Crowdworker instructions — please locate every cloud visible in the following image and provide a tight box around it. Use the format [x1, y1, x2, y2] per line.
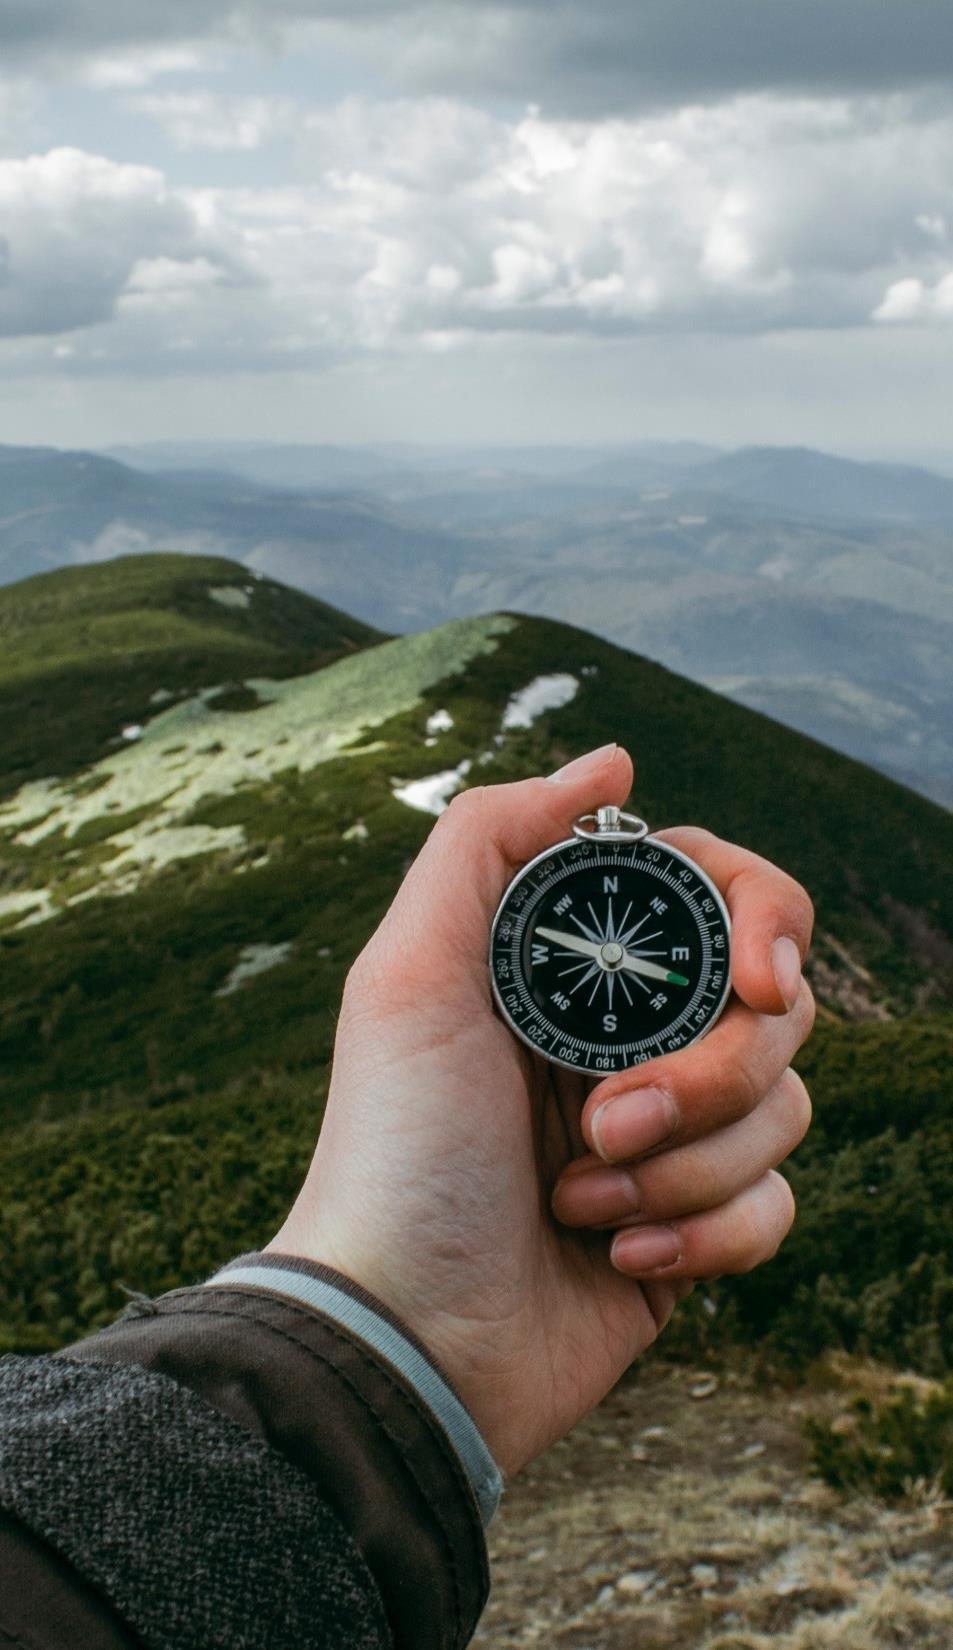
[0, 76, 39, 155]
[3, 92, 953, 370]
[6, 2, 953, 112]
[874, 272, 953, 323]
[123, 92, 299, 150]
[0, 147, 247, 338]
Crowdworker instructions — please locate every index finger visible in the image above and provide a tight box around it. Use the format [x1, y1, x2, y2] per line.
[654, 826, 814, 1017]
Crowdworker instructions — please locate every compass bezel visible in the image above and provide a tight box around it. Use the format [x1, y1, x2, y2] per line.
[488, 830, 733, 1077]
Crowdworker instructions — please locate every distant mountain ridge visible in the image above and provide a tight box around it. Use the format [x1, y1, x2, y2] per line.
[1, 438, 951, 807]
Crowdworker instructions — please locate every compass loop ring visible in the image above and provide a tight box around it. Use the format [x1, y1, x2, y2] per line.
[572, 808, 649, 843]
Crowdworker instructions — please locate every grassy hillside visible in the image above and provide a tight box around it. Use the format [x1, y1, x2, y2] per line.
[0, 554, 382, 795]
[1, 555, 952, 1369]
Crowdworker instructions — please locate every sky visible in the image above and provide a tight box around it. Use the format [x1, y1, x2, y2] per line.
[1, 1, 953, 456]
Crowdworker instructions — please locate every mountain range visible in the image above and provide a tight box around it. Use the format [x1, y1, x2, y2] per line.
[0, 439, 951, 807]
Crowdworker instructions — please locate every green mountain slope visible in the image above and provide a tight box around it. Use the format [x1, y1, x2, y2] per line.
[1, 554, 952, 1365]
[0, 554, 382, 796]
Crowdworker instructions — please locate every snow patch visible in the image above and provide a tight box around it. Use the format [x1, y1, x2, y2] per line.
[150, 688, 175, 706]
[343, 819, 369, 842]
[394, 759, 472, 815]
[502, 674, 578, 730]
[216, 941, 294, 998]
[121, 724, 144, 743]
[0, 889, 54, 927]
[426, 708, 454, 734]
[209, 585, 251, 610]
[0, 615, 514, 921]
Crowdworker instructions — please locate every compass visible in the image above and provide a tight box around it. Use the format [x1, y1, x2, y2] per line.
[489, 805, 732, 1076]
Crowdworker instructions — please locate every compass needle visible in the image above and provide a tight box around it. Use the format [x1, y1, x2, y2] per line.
[491, 805, 732, 1074]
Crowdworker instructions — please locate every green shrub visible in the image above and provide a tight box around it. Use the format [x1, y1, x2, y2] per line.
[807, 1379, 953, 1499]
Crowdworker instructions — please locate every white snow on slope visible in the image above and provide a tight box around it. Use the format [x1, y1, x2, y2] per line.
[394, 759, 472, 815]
[209, 586, 252, 610]
[502, 674, 578, 729]
[426, 709, 454, 734]
[0, 889, 53, 926]
[0, 614, 514, 924]
[216, 941, 294, 997]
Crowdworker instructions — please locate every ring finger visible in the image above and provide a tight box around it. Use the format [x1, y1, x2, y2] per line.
[609, 1170, 796, 1279]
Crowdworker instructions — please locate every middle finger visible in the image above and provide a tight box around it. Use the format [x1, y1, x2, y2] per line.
[553, 1067, 811, 1229]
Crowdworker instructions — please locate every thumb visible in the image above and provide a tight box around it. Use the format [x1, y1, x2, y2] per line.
[364, 744, 634, 994]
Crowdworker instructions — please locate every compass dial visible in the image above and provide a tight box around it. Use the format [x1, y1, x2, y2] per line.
[490, 833, 731, 1075]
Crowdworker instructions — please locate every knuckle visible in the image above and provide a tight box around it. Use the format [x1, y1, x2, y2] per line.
[341, 946, 377, 1004]
[677, 1029, 761, 1126]
[784, 875, 815, 940]
[765, 1170, 797, 1251]
[443, 784, 487, 825]
[795, 979, 817, 1040]
[726, 1048, 764, 1120]
[728, 1173, 795, 1273]
[780, 1067, 813, 1143]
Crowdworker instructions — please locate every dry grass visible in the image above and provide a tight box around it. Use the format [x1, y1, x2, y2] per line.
[474, 1359, 953, 1649]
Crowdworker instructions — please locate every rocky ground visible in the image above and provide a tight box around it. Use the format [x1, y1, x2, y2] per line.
[474, 1359, 953, 1649]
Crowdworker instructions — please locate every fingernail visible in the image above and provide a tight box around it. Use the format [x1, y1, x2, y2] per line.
[547, 743, 617, 783]
[552, 1166, 642, 1223]
[590, 1087, 678, 1164]
[772, 936, 802, 1011]
[611, 1225, 682, 1273]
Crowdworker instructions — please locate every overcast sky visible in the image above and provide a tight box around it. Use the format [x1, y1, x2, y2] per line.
[1, 1, 952, 455]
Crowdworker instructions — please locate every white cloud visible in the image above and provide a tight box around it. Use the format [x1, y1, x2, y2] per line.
[874, 271, 953, 322]
[125, 91, 299, 150]
[81, 46, 213, 90]
[0, 147, 241, 338]
[2, 92, 953, 370]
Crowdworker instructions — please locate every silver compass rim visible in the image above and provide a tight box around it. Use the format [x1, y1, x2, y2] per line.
[487, 829, 733, 1078]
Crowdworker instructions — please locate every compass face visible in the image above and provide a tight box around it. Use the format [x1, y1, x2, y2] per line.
[489, 833, 731, 1075]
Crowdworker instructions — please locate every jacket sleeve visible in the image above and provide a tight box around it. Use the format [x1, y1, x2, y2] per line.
[0, 1250, 499, 1650]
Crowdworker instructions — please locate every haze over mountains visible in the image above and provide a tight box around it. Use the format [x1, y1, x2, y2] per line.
[1, 438, 951, 806]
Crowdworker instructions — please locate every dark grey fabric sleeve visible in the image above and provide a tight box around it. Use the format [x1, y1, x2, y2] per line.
[0, 1354, 392, 1650]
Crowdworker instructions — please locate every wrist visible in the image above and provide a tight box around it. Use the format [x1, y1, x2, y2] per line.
[242, 1246, 507, 1517]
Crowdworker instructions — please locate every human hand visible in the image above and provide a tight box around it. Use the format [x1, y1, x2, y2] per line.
[267, 745, 814, 1477]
